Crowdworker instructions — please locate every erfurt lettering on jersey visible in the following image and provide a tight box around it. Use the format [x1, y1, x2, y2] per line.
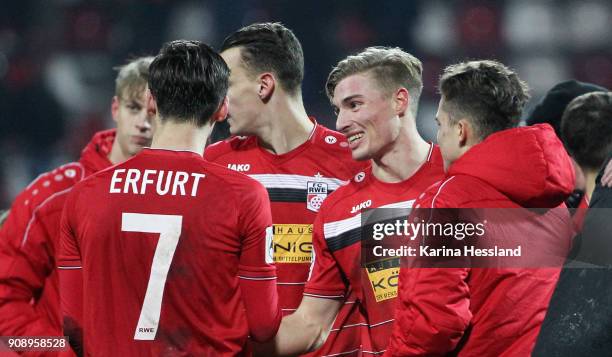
[227, 163, 251, 172]
[350, 199, 372, 214]
[109, 168, 205, 197]
[272, 224, 313, 263]
[365, 258, 400, 302]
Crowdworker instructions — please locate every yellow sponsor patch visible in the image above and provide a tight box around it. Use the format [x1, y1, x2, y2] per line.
[365, 258, 400, 302]
[273, 224, 313, 263]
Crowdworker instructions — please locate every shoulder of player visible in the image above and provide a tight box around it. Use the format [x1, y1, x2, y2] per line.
[312, 125, 350, 154]
[201, 163, 267, 208]
[203, 161, 263, 188]
[417, 175, 480, 208]
[58, 161, 129, 205]
[204, 136, 257, 161]
[12, 162, 85, 213]
[310, 125, 366, 170]
[319, 170, 371, 216]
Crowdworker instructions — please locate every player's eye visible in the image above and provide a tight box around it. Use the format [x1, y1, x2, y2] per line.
[127, 104, 142, 113]
[349, 101, 361, 110]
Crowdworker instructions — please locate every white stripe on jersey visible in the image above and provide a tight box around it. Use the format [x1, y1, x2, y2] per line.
[248, 174, 347, 190]
[238, 276, 277, 281]
[22, 187, 74, 247]
[426, 142, 434, 162]
[431, 176, 456, 209]
[323, 214, 362, 240]
[322, 200, 415, 240]
[303, 292, 344, 299]
[329, 318, 394, 332]
[322, 348, 361, 356]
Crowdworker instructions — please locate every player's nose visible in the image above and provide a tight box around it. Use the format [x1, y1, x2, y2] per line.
[336, 110, 352, 134]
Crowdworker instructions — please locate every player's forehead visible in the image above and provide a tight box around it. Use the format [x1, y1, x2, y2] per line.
[220, 47, 249, 74]
[119, 86, 147, 104]
[333, 72, 380, 105]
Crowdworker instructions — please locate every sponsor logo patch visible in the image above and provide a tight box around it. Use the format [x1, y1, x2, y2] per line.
[273, 224, 313, 263]
[365, 258, 400, 302]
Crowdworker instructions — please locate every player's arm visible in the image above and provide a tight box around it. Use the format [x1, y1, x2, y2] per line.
[256, 295, 341, 356]
[385, 205, 472, 356]
[237, 182, 282, 342]
[0, 207, 61, 337]
[57, 193, 84, 357]
[385, 267, 471, 356]
[255, 211, 346, 356]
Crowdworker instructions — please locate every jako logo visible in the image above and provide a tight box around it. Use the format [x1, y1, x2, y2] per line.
[227, 164, 251, 172]
[350, 199, 372, 214]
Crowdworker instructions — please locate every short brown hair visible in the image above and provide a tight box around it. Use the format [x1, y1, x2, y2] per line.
[326, 47, 423, 117]
[562, 91, 612, 170]
[439, 60, 530, 140]
[114, 56, 154, 100]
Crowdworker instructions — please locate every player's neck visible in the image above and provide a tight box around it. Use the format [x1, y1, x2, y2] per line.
[584, 168, 599, 202]
[256, 94, 314, 155]
[108, 139, 130, 165]
[371, 121, 429, 184]
[150, 119, 211, 155]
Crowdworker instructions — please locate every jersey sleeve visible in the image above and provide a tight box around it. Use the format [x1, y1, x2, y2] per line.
[303, 209, 347, 299]
[0, 202, 60, 337]
[235, 180, 281, 342]
[57, 190, 84, 354]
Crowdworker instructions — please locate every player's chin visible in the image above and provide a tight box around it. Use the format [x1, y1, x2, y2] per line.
[129, 144, 150, 156]
[350, 148, 371, 162]
[228, 124, 248, 137]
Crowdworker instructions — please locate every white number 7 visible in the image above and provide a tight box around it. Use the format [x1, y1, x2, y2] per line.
[121, 213, 183, 340]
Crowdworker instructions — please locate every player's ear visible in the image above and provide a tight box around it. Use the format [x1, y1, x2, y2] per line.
[258, 73, 275, 103]
[111, 96, 120, 123]
[211, 96, 229, 123]
[457, 118, 470, 147]
[146, 89, 157, 117]
[145, 87, 157, 118]
[394, 87, 410, 117]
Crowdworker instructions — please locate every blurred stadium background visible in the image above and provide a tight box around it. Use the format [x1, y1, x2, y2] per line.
[0, 0, 611, 207]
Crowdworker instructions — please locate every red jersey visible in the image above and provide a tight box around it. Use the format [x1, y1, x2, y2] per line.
[58, 148, 280, 356]
[305, 144, 444, 356]
[204, 121, 365, 316]
[0, 130, 114, 347]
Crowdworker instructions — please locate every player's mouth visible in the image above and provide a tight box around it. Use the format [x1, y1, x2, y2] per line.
[131, 136, 151, 146]
[347, 132, 365, 148]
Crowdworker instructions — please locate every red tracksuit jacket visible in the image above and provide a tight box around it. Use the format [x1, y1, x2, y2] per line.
[0, 130, 115, 346]
[385, 124, 575, 356]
